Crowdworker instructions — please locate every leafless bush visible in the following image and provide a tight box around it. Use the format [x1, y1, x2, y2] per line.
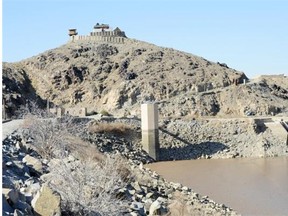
[88, 121, 131, 135]
[48, 154, 131, 215]
[20, 102, 87, 159]
[63, 135, 105, 162]
[16, 100, 52, 119]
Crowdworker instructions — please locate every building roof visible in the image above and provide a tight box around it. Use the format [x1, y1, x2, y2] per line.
[114, 27, 122, 32]
[94, 23, 109, 29]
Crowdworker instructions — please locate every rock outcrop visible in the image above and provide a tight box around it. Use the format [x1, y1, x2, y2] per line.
[1, 39, 250, 117]
[3, 39, 288, 119]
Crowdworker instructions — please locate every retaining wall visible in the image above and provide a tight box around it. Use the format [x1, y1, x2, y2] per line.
[69, 35, 125, 43]
[90, 31, 125, 37]
[49, 107, 87, 117]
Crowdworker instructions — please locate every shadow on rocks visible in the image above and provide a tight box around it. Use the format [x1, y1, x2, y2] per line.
[159, 128, 228, 161]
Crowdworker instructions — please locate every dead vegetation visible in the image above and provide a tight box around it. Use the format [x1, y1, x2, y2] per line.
[19, 101, 87, 159]
[48, 155, 131, 216]
[19, 103, 132, 215]
[63, 135, 105, 162]
[22, 116, 86, 159]
[88, 121, 132, 135]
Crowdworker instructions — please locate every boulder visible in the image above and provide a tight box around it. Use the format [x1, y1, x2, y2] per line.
[130, 212, 138, 216]
[130, 202, 144, 214]
[146, 192, 154, 199]
[149, 200, 161, 215]
[144, 199, 153, 213]
[131, 181, 143, 192]
[167, 199, 191, 216]
[172, 182, 182, 190]
[14, 209, 26, 216]
[2, 194, 14, 215]
[13, 200, 33, 215]
[21, 182, 41, 202]
[31, 185, 61, 216]
[128, 189, 136, 195]
[3, 188, 19, 205]
[22, 155, 43, 174]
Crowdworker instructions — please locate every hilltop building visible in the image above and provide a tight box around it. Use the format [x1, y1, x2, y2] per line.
[68, 23, 126, 43]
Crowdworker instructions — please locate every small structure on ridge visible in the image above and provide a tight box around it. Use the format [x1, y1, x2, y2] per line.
[68, 22, 126, 43]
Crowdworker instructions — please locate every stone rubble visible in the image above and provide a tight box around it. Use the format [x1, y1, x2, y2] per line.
[87, 117, 288, 161]
[2, 133, 44, 216]
[2, 126, 238, 215]
[158, 118, 288, 160]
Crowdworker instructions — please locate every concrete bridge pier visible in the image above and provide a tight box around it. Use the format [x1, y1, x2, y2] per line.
[141, 103, 159, 160]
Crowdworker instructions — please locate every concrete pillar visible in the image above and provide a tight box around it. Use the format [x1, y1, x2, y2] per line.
[79, 108, 87, 117]
[2, 98, 6, 120]
[57, 107, 64, 118]
[243, 79, 246, 85]
[166, 83, 169, 99]
[46, 99, 50, 114]
[141, 103, 159, 160]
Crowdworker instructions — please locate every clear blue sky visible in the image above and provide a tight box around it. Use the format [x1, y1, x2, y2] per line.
[3, 0, 288, 78]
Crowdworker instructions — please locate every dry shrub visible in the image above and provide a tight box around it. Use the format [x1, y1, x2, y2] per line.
[48, 154, 131, 216]
[16, 100, 52, 119]
[88, 122, 131, 135]
[35, 117, 84, 159]
[19, 102, 132, 214]
[22, 118, 65, 158]
[65, 135, 105, 162]
[20, 104, 86, 159]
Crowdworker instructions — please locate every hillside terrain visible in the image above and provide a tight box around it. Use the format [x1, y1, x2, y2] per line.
[2, 37, 288, 215]
[4, 38, 287, 118]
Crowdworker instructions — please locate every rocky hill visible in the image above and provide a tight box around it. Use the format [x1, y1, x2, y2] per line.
[2, 36, 288, 215]
[2, 38, 288, 118]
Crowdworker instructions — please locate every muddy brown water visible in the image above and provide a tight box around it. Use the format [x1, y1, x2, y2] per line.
[146, 157, 288, 215]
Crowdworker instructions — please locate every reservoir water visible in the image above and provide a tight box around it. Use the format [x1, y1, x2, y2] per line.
[146, 157, 288, 215]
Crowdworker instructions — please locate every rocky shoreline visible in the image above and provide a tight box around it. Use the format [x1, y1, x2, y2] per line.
[158, 117, 288, 160]
[91, 116, 288, 160]
[3, 115, 287, 215]
[2, 117, 240, 216]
